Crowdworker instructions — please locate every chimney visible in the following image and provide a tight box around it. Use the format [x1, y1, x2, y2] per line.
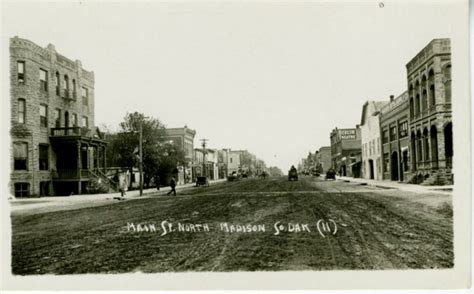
[390, 95, 394, 102]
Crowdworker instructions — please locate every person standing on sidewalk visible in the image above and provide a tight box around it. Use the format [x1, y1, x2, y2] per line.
[155, 174, 160, 191]
[119, 173, 128, 197]
[167, 177, 177, 196]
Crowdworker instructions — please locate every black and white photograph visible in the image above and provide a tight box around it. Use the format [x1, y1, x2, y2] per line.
[0, 0, 471, 291]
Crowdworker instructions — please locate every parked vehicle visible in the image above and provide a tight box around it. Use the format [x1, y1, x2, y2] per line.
[288, 166, 298, 181]
[325, 168, 336, 180]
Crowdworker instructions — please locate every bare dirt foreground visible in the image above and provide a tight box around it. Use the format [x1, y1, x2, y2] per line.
[11, 177, 453, 274]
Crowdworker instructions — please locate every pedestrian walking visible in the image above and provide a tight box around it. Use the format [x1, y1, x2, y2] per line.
[119, 173, 128, 197]
[167, 177, 177, 196]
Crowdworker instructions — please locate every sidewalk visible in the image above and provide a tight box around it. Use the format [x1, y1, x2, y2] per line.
[9, 179, 227, 214]
[336, 176, 453, 195]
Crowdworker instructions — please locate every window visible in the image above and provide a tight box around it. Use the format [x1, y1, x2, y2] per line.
[63, 75, 69, 97]
[40, 104, 48, 127]
[55, 72, 60, 95]
[444, 65, 451, 103]
[390, 126, 397, 141]
[399, 122, 408, 138]
[54, 109, 61, 128]
[13, 142, 28, 170]
[82, 116, 88, 127]
[384, 153, 389, 172]
[72, 113, 78, 127]
[39, 144, 49, 170]
[72, 79, 77, 98]
[14, 183, 30, 197]
[382, 129, 389, 144]
[82, 87, 88, 105]
[230, 158, 233, 163]
[402, 150, 409, 171]
[18, 99, 26, 124]
[17, 61, 25, 84]
[39, 69, 48, 91]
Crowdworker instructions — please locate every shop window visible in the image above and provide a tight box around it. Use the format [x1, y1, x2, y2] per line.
[14, 142, 28, 170]
[15, 183, 30, 197]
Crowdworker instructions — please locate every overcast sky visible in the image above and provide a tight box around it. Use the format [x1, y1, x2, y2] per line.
[2, 1, 456, 170]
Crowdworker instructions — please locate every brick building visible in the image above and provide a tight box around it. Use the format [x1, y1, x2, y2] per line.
[360, 100, 389, 180]
[330, 126, 362, 177]
[379, 92, 411, 182]
[315, 147, 331, 173]
[10, 37, 108, 197]
[406, 39, 452, 185]
[163, 126, 196, 184]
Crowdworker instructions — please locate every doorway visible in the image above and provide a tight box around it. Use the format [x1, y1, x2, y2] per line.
[391, 151, 399, 181]
[368, 159, 374, 179]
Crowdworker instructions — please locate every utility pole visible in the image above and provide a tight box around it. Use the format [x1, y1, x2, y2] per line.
[200, 139, 208, 177]
[139, 123, 143, 196]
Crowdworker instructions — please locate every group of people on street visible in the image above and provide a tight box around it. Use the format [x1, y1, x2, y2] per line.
[114, 172, 177, 197]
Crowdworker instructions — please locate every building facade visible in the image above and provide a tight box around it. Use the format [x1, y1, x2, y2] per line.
[315, 146, 332, 173]
[227, 151, 241, 175]
[380, 92, 411, 182]
[330, 126, 362, 177]
[406, 39, 453, 185]
[163, 126, 196, 184]
[360, 100, 389, 180]
[10, 37, 108, 197]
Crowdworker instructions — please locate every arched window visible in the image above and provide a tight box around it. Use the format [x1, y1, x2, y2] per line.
[63, 75, 69, 97]
[423, 128, 430, 161]
[415, 80, 421, 116]
[444, 64, 451, 103]
[72, 79, 77, 98]
[428, 70, 436, 107]
[55, 72, 60, 96]
[421, 75, 428, 112]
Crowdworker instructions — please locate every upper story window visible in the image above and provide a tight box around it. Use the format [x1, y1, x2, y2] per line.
[55, 72, 60, 95]
[399, 121, 408, 138]
[72, 79, 77, 98]
[18, 99, 26, 124]
[82, 116, 89, 128]
[39, 144, 49, 171]
[13, 142, 28, 170]
[72, 113, 78, 127]
[40, 104, 48, 127]
[444, 65, 452, 103]
[390, 125, 397, 141]
[39, 69, 48, 92]
[17, 61, 25, 84]
[54, 108, 61, 128]
[382, 129, 389, 144]
[82, 87, 89, 106]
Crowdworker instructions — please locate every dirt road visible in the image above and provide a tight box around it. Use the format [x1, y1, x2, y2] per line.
[11, 176, 453, 274]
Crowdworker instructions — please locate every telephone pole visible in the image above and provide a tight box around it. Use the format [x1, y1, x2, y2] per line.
[200, 139, 208, 177]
